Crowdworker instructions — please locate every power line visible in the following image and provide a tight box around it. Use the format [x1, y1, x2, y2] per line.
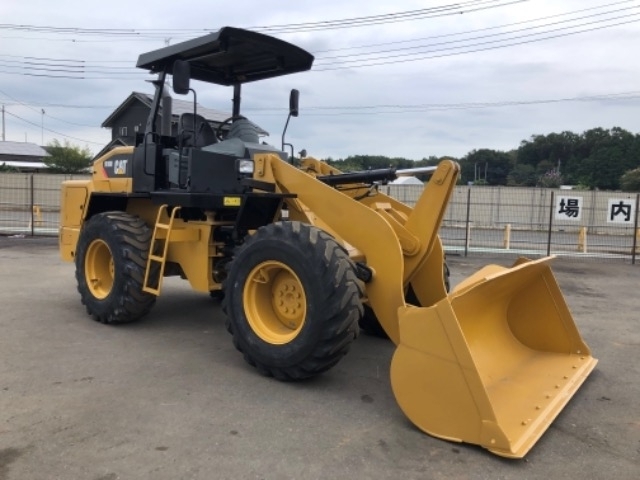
[1, 102, 114, 109]
[0, 70, 144, 79]
[313, 0, 637, 53]
[315, 4, 640, 61]
[0, 1, 523, 38]
[0, 89, 107, 129]
[3, 90, 638, 145]
[42, 112, 102, 128]
[0, 34, 171, 43]
[5, 90, 640, 116]
[243, 91, 640, 116]
[0, 61, 142, 75]
[0, 4, 637, 113]
[3, 11, 636, 78]
[1, 3, 635, 77]
[251, 0, 527, 33]
[0, 58, 134, 69]
[0, 87, 42, 115]
[314, 16, 640, 70]
[0, 54, 131, 64]
[3, 110, 104, 145]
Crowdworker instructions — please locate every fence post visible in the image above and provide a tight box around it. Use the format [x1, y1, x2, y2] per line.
[587, 189, 597, 234]
[464, 188, 471, 257]
[30, 174, 35, 237]
[547, 191, 554, 257]
[496, 187, 501, 227]
[632, 193, 639, 265]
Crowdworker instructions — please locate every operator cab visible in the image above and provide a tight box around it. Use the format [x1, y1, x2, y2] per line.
[130, 27, 314, 204]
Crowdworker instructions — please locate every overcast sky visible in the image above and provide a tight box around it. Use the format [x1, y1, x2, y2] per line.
[1, 0, 639, 160]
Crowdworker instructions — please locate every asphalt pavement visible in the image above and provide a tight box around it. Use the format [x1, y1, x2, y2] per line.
[0, 236, 638, 480]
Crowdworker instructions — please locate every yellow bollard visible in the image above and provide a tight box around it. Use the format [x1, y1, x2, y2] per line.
[578, 226, 587, 253]
[503, 223, 511, 250]
[29, 205, 43, 229]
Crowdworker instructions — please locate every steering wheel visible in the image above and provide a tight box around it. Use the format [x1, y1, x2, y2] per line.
[215, 115, 247, 141]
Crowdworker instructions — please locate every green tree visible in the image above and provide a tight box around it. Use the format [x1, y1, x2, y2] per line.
[538, 169, 563, 188]
[459, 149, 513, 185]
[414, 155, 444, 167]
[326, 155, 418, 172]
[44, 139, 92, 173]
[320, 126, 640, 189]
[507, 164, 536, 186]
[536, 159, 556, 175]
[620, 168, 640, 192]
[517, 131, 578, 169]
[569, 127, 639, 189]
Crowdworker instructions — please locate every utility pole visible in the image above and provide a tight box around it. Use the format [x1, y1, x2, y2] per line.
[1, 104, 5, 141]
[41, 109, 45, 145]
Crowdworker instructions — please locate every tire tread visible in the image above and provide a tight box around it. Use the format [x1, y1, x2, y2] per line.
[222, 221, 362, 381]
[75, 212, 156, 325]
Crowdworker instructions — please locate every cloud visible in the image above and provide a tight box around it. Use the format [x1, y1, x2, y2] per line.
[1, 0, 639, 159]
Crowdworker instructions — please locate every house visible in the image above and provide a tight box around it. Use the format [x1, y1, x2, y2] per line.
[0, 141, 50, 171]
[97, 91, 267, 159]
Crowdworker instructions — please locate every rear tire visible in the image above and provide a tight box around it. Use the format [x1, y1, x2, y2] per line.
[75, 212, 156, 324]
[223, 221, 362, 381]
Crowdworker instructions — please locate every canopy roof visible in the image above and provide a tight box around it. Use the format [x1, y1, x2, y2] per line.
[136, 27, 314, 85]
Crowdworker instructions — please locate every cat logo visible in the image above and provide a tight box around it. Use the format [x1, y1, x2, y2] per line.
[114, 159, 128, 175]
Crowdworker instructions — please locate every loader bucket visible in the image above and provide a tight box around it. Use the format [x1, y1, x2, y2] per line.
[390, 256, 597, 458]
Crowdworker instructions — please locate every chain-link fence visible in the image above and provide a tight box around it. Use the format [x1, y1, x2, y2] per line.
[0, 173, 84, 236]
[383, 184, 640, 264]
[2, 172, 639, 263]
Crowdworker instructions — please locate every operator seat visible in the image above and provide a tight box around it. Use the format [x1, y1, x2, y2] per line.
[179, 113, 216, 148]
[227, 118, 260, 144]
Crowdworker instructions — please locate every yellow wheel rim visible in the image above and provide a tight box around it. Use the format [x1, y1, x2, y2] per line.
[85, 239, 114, 300]
[243, 261, 307, 344]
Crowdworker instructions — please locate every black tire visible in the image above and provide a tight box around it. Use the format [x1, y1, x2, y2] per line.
[209, 290, 225, 302]
[359, 261, 451, 338]
[75, 211, 156, 324]
[222, 221, 362, 381]
[358, 305, 389, 338]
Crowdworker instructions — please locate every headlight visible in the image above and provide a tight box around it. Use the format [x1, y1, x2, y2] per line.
[237, 159, 254, 174]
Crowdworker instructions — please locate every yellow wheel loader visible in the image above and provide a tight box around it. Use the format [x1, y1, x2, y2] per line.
[59, 27, 597, 458]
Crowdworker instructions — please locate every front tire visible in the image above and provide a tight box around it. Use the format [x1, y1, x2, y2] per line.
[223, 221, 362, 381]
[75, 212, 156, 324]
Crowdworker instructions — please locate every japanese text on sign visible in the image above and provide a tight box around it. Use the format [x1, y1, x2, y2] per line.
[607, 199, 636, 224]
[555, 196, 583, 221]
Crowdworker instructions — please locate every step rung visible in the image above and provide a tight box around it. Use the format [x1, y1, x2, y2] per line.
[143, 204, 179, 297]
[143, 286, 160, 295]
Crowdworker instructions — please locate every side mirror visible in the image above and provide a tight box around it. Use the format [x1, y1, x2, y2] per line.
[289, 89, 299, 117]
[172, 60, 191, 95]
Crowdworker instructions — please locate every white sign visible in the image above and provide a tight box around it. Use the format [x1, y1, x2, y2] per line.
[607, 198, 636, 224]
[555, 195, 583, 221]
